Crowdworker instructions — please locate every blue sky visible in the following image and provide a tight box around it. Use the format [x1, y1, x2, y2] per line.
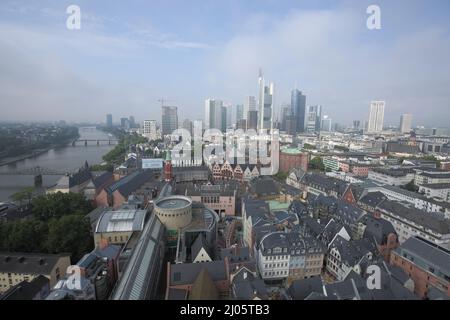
[1, 0, 450, 127]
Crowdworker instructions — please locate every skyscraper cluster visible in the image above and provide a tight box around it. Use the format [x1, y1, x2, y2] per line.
[201, 70, 334, 135]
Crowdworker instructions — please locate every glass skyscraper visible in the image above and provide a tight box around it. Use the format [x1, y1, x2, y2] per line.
[161, 106, 178, 136]
[291, 89, 306, 133]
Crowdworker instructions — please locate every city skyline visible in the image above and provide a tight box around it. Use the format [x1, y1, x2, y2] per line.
[1, 1, 450, 126]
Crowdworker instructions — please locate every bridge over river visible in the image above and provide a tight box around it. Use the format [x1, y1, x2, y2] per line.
[72, 139, 119, 146]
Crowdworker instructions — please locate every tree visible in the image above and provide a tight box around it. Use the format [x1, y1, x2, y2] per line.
[334, 145, 349, 152]
[275, 171, 288, 181]
[10, 187, 35, 205]
[401, 180, 419, 192]
[0, 219, 48, 252]
[309, 157, 325, 171]
[303, 143, 315, 150]
[32, 192, 93, 221]
[45, 215, 93, 261]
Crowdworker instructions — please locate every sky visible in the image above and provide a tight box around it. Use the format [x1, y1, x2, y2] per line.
[0, 0, 450, 127]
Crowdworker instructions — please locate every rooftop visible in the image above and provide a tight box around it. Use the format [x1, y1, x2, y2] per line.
[377, 200, 450, 235]
[156, 197, 191, 210]
[106, 170, 154, 197]
[169, 261, 228, 286]
[95, 208, 148, 233]
[0, 252, 69, 275]
[370, 167, 413, 177]
[420, 183, 450, 189]
[393, 237, 450, 277]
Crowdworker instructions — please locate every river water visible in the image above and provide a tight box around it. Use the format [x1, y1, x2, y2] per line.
[0, 127, 116, 201]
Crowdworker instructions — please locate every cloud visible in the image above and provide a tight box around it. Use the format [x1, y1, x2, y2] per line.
[0, 2, 449, 127]
[205, 7, 450, 126]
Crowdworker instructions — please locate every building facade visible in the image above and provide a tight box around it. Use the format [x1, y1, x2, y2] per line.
[367, 101, 385, 133]
[161, 106, 178, 136]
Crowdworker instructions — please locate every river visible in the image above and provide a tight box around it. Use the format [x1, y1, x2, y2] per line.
[0, 127, 116, 201]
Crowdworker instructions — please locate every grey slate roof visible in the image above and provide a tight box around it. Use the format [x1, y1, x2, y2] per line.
[302, 173, 349, 196]
[288, 276, 323, 300]
[312, 195, 366, 226]
[106, 170, 153, 197]
[418, 172, 450, 179]
[370, 167, 414, 177]
[361, 215, 397, 245]
[393, 236, 450, 276]
[260, 232, 323, 256]
[358, 191, 387, 208]
[250, 177, 280, 197]
[377, 199, 450, 235]
[329, 235, 370, 266]
[289, 200, 308, 216]
[0, 252, 69, 275]
[169, 261, 228, 286]
[420, 183, 450, 189]
[191, 234, 209, 262]
[0, 275, 49, 300]
[243, 198, 271, 223]
[92, 171, 113, 189]
[302, 216, 325, 237]
[232, 268, 268, 300]
[220, 247, 251, 264]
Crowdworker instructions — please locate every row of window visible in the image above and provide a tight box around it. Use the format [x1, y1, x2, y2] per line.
[263, 255, 288, 261]
[158, 210, 190, 218]
[108, 235, 129, 243]
[263, 262, 288, 269]
[263, 270, 288, 277]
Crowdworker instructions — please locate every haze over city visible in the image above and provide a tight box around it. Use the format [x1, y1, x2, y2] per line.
[1, 0, 450, 126]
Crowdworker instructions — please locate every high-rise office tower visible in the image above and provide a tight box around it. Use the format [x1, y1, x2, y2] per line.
[236, 104, 244, 124]
[224, 104, 232, 129]
[204, 99, 224, 131]
[353, 120, 361, 130]
[321, 115, 332, 132]
[291, 89, 306, 133]
[221, 106, 227, 132]
[143, 120, 158, 140]
[182, 119, 193, 135]
[243, 96, 257, 121]
[367, 101, 385, 133]
[106, 114, 113, 127]
[285, 115, 297, 136]
[161, 106, 178, 136]
[247, 110, 258, 130]
[257, 69, 274, 132]
[400, 114, 413, 134]
[306, 105, 322, 133]
[129, 116, 135, 128]
[280, 104, 290, 132]
[121, 117, 130, 129]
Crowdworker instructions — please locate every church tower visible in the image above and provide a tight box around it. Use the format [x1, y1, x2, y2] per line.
[164, 150, 173, 182]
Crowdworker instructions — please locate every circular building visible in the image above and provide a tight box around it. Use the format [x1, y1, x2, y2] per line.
[154, 196, 192, 230]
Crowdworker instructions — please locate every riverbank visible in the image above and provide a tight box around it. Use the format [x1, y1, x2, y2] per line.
[0, 127, 115, 201]
[0, 147, 54, 167]
[0, 135, 80, 167]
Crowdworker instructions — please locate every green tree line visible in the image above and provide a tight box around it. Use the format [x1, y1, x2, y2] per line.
[0, 192, 94, 262]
